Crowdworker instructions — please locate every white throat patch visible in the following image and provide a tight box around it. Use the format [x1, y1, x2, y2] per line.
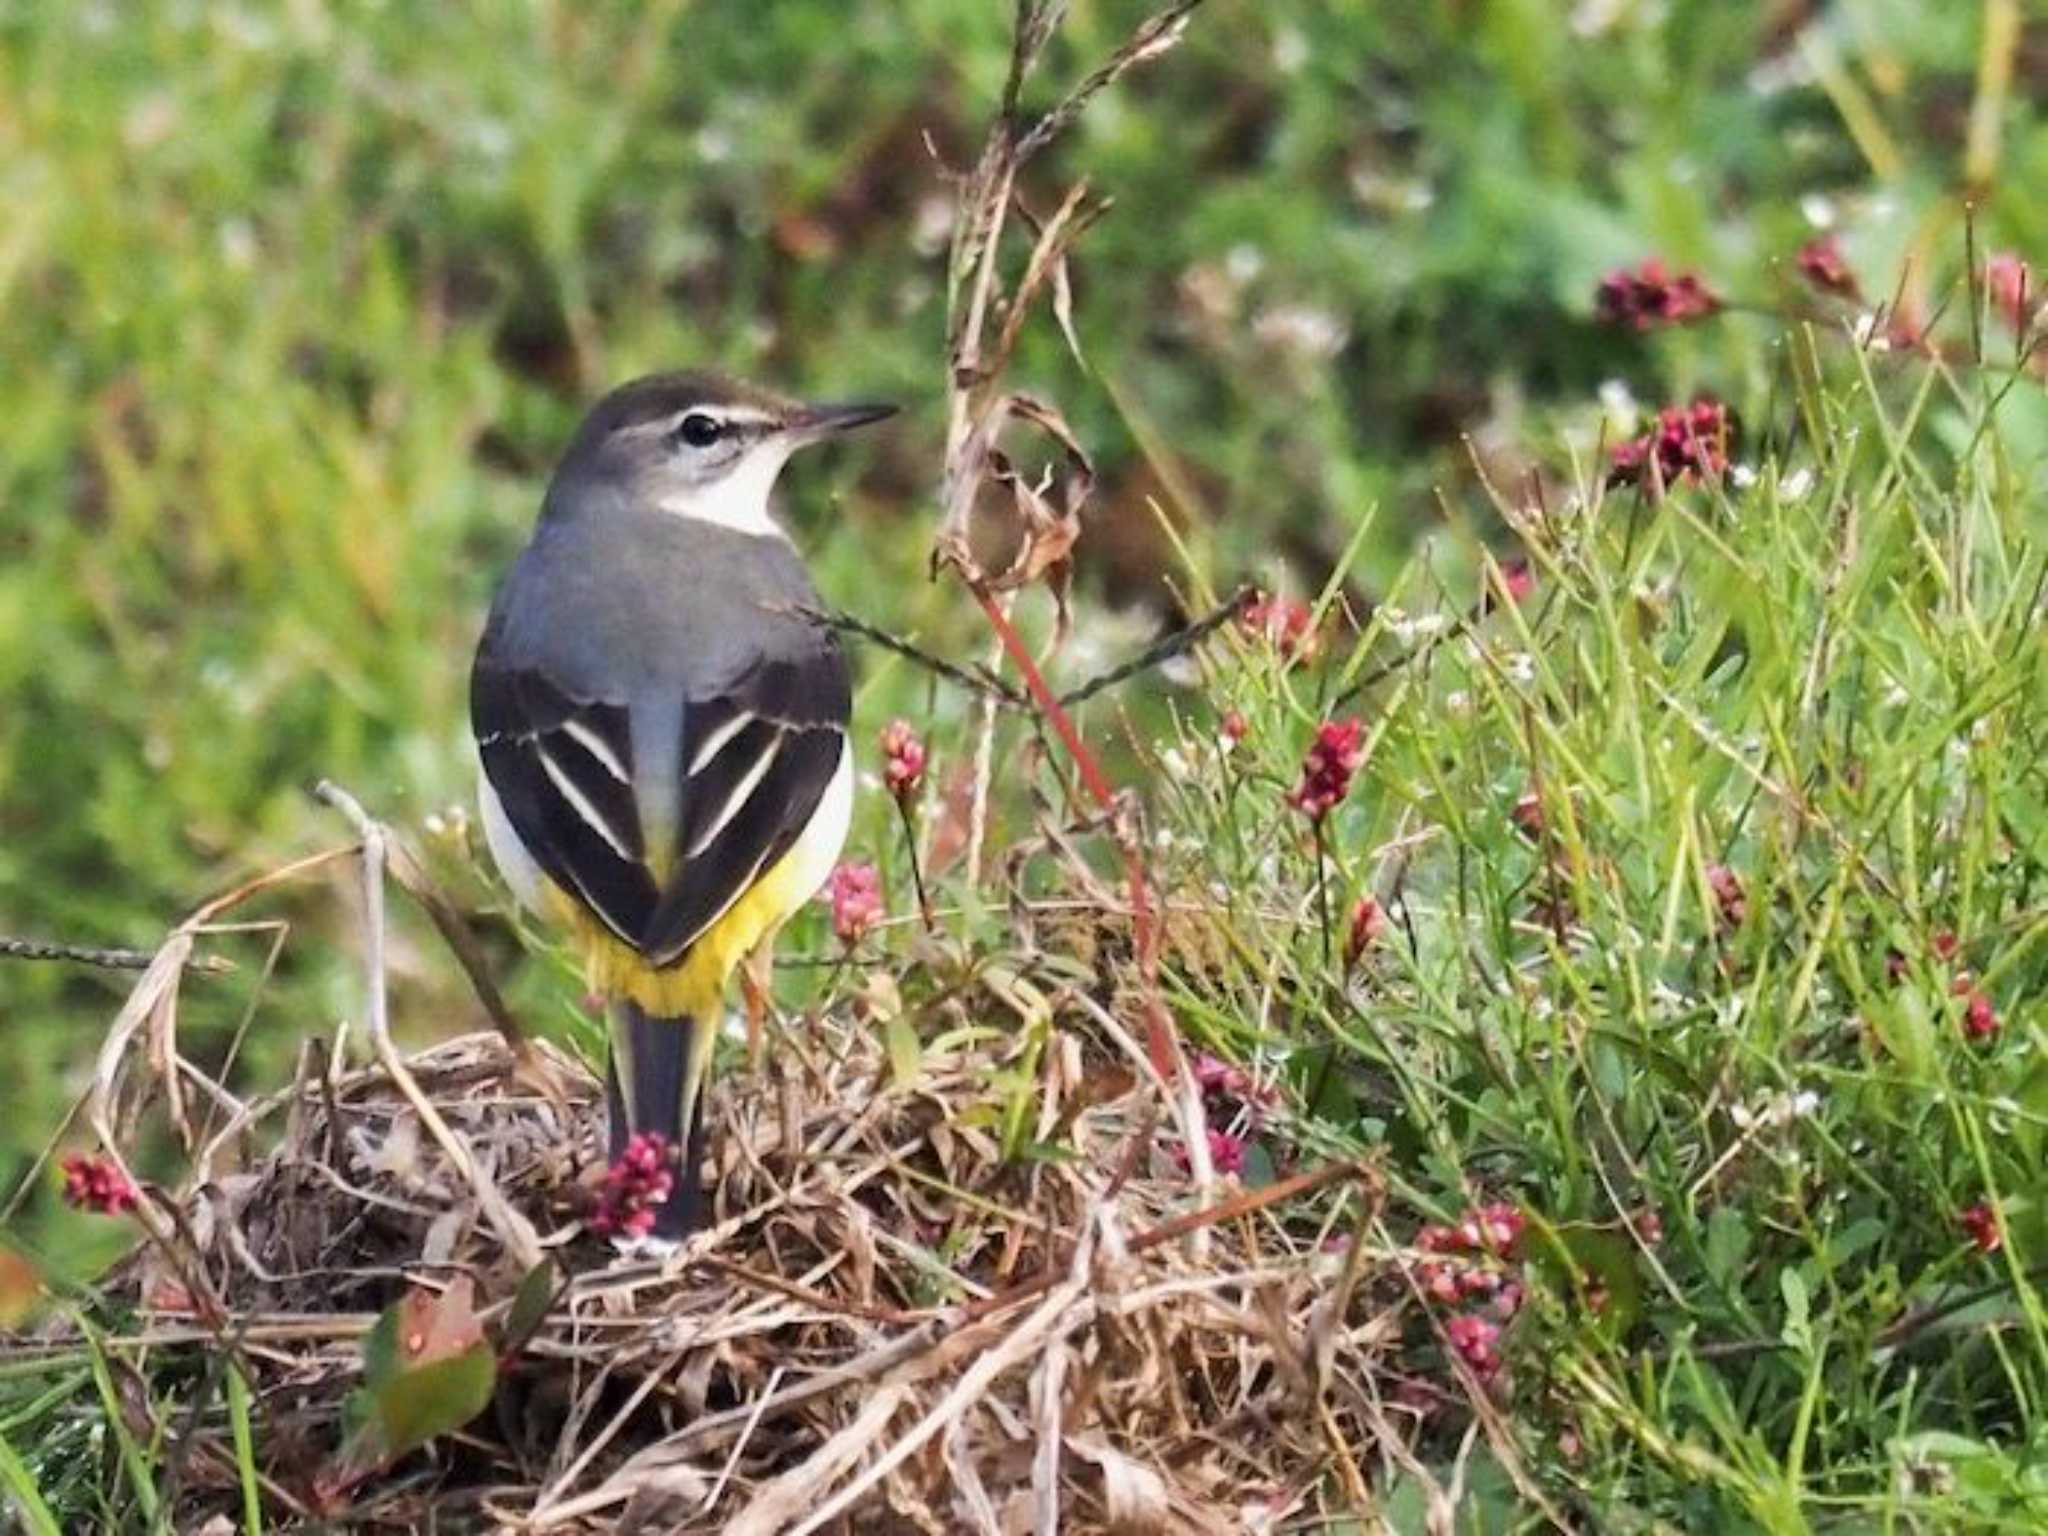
[656, 444, 796, 538]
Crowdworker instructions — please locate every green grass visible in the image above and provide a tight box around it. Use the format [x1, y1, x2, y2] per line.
[1125, 331, 2048, 1527]
[2, 0, 2047, 1528]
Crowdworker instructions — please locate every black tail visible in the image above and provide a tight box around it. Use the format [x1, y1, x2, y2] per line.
[604, 1001, 711, 1242]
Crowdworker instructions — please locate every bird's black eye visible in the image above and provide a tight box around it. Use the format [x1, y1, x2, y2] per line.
[674, 412, 724, 448]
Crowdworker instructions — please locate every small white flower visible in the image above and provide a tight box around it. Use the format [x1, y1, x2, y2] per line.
[1160, 746, 1192, 781]
[1780, 467, 1815, 500]
[1598, 378, 1641, 436]
[1253, 304, 1349, 360]
[1388, 611, 1448, 645]
[1271, 26, 1308, 73]
[1730, 463, 1757, 490]
[1851, 312, 1891, 352]
[1883, 682, 1911, 708]
[1225, 244, 1266, 285]
[1444, 690, 1471, 716]
[695, 126, 734, 164]
[1800, 193, 1837, 230]
[1503, 652, 1536, 687]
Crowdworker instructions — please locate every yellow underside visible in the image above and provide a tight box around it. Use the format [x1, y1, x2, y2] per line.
[544, 840, 816, 1018]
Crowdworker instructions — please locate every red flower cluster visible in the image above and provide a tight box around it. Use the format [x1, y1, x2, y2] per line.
[1595, 259, 1720, 330]
[1344, 894, 1387, 969]
[878, 719, 926, 802]
[1609, 398, 1733, 492]
[1238, 591, 1319, 663]
[60, 1155, 138, 1217]
[1177, 1052, 1276, 1178]
[1289, 719, 1366, 822]
[1986, 252, 2033, 332]
[828, 862, 884, 946]
[1959, 1200, 2002, 1254]
[1952, 974, 2000, 1042]
[1705, 863, 1746, 929]
[1445, 1313, 1505, 1380]
[1795, 235, 1859, 300]
[1183, 1126, 1245, 1176]
[1413, 1202, 1526, 1384]
[589, 1133, 675, 1240]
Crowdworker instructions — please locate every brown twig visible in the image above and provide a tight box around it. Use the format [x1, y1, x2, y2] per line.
[313, 781, 544, 1270]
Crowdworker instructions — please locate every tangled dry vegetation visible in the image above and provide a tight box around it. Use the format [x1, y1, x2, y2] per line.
[39, 797, 1448, 1534]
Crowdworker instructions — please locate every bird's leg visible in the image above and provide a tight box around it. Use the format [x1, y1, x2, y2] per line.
[740, 939, 776, 1069]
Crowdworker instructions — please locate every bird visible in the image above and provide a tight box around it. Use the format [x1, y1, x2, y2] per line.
[469, 372, 894, 1246]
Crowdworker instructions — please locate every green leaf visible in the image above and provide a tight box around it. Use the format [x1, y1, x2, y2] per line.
[1531, 1224, 1643, 1340]
[500, 1259, 559, 1360]
[884, 1010, 923, 1088]
[0, 1427, 61, 1536]
[1705, 1205, 1751, 1288]
[1779, 1267, 1813, 1354]
[337, 1280, 499, 1472]
[364, 1343, 497, 1462]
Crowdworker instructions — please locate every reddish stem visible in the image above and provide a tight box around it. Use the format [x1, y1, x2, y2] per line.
[966, 583, 1177, 1074]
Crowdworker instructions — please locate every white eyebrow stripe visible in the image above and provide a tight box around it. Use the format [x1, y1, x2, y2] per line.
[539, 748, 635, 861]
[689, 712, 756, 775]
[559, 718, 629, 782]
[687, 731, 783, 857]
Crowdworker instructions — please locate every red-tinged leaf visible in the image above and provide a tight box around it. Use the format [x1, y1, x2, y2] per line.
[337, 1277, 499, 1477]
[364, 1276, 485, 1389]
[0, 1247, 40, 1327]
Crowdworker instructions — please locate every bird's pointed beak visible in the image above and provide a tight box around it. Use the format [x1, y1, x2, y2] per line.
[786, 399, 899, 442]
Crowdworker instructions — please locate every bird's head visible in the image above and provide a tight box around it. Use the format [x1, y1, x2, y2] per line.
[548, 371, 896, 536]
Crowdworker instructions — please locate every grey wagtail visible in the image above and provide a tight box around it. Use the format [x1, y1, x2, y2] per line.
[470, 372, 894, 1244]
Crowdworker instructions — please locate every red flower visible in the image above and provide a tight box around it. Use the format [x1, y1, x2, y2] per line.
[1959, 1200, 2002, 1254]
[1795, 235, 1859, 300]
[61, 1155, 138, 1216]
[1595, 259, 1721, 330]
[1497, 557, 1535, 607]
[877, 719, 927, 802]
[1986, 253, 2032, 331]
[1415, 1261, 1462, 1303]
[1931, 929, 1960, 964]
[1510, 791, 1545, 840]
[1345, 895, 1387, 969]
[1609, 398, 1733, 493]
[589, 1133, 675, 1240]
[1206, 1128, 1246, 1176]
[1238, 591, 1319, 663]
[1445, 1313, 1503, 1378]
[1219, 709, 1249, 746]
[1952, 977, 2000, 1041]
[1172, 1126, 1248, 1177]
[1705, 863, 1746, 928]
[1192, 1051, 1249, 1100]
[1460, 1201, 1526, 1257]
[1289, 719, 1366, 822]
[827, 862, 884, 946]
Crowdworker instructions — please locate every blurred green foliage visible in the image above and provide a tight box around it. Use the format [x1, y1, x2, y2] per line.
[0, 1, 2041, 1253]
